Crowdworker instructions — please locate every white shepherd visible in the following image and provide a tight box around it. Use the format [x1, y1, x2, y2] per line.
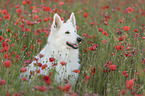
[21, 13, 82, 84]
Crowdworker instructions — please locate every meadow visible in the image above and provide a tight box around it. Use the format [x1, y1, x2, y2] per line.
[0, 0, 145, 96]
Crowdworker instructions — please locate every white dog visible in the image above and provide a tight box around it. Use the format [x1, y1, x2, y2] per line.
[21, 13, 82, 84]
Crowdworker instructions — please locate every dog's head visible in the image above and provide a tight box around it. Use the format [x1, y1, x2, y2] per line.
[49, 13, 82, 50]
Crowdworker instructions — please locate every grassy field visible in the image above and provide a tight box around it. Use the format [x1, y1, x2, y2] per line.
[0, 0, 145, 95]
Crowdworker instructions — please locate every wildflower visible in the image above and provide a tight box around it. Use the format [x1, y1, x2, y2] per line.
[123, 26, 130, 31]
[16, 8, 22, 13]
[3, 14, 10, 20]
[52, 63, 58, 67]
[42, 64, 48, 70]
[4, 54, 8, 59]
[133, 29, 138, 32]
[3, 60, 11, 67]
[126, 46, 131, 50]
[118, 36, 125, 41]
[143, 59, 145, 64]
[38, 86, 48, 92]
[20, 67, 27, 72]
[23, 1, 27, 5]
[22, 77, 27, 81]
[102, 31, 108, 36]
[127, 7, 134, 13]
[15, 5, 20, 8]
[6, 93, 10, 96]
[1, 9, 8, 14]
[83, 12, 88, 19]
[11, 44, 15, 47]
[85, 75, 91, 82]
[59, 2, 64, 5]
[43, 75, 51, 85]
[23, 60, 32, 66]
[63, 84, 71, 92]
[115, 45, 124, 51]
[49, 57, 55, 62]
[0, 36, 4, 41]
[42, 6, 51, 12]
[142, 37, 145, 39]
[111, 52, 115, 56]
[126, 79, 134, 90]
[39, 54, 44, 58]
[60, 61, 66, 66]
[73, 69, 80, 73]
[91, 68, 96, 75]
[109, 65, 116, 71]
[90, 22, 94, 26]
[103, 40, 107, 44]
[0, 79, 6, 85]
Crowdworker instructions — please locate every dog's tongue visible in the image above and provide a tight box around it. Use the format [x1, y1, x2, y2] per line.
[73, 44, 79, 48]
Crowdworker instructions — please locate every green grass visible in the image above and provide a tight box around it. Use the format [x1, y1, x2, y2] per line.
[0, 0, 145, 95]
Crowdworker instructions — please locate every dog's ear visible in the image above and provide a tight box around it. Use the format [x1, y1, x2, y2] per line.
[52, 13, 63, 29]
[67, 12, 76, 28]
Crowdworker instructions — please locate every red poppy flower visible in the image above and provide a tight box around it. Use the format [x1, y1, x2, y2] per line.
[133, 29, 139, 32]
[43, 75, 51, 85]
[38, 86, 48, 92]
[109, 65, 116, 71]
[0, 79, 6, 85]
[102, 31, 108, 36]
[39, 54, 44, 58]
[103, 40, 107, 44]
[123, 26, 130, 31]
[23, 59, 32, 66]
[118, 36, 125, 41]
[83, 12, 88, 18]
[42, 64, 48, 70]
[142, 37, 145, 39]
[6, 93, 10, 96]
[3, 60, 11, 67]
[20, 67, 27, 72]
[91, 68, 96, 75]
[98, 28, 103, 32]
[2, 9, 8, 14]
[115, 45, 124, 51]
[127, 7, 134, 13]
[22, 77, 27, 81]
[90, 22, 94, 26]
[126, 79, 134, 90]
[52, 63, 58, 67]
[0, 36, 4, 41]
[3, 14, 10, 20]
[143, 59, 145, 64]
[125, 74, 129, 77]
[15, 5, 20, 8]
[49, 57, 55, 62]
[63, 84, 71, 92]
[16, 8, 22, 13]
[73, 69, 80, 73]
[59, 2, 64, 5]
[23, 1, 27, 5]
[60, 61, 66, 66]
[42, 6, 51, 12]
[85, 75, 91, 82]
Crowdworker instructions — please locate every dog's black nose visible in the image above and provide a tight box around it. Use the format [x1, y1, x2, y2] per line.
[77, 37, 82, 43]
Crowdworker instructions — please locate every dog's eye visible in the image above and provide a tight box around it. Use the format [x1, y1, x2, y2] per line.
[65, 31, 70, 34]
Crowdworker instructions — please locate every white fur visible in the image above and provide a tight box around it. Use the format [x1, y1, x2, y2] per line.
[21, 13, 81, 84]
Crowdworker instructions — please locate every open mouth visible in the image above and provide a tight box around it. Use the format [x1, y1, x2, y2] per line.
[66, 41, 83, 49]
[66, 42, 79, 49]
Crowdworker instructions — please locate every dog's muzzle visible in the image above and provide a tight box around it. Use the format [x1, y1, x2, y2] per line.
[66, 37, 83, 49]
